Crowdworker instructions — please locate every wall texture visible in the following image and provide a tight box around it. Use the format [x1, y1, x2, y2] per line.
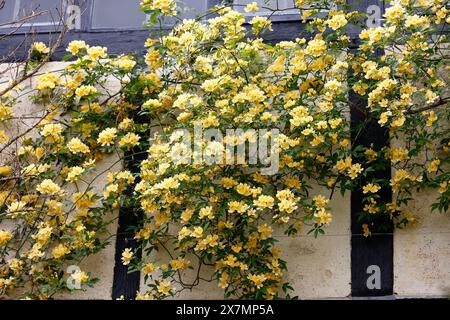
[394, 189, 450, 297]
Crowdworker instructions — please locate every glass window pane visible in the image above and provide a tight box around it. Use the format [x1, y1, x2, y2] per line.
[0, 0, 63, 26]
[0, 1, 16, 24]
[177, 0, 207, 19]
[233, 0, 299, 16]
[91, 0, 208, 30]
[91, 0, 145, 29]
[161, 0, 207, 26]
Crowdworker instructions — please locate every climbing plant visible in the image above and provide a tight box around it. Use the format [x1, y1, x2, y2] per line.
[0, 0, 448, 299]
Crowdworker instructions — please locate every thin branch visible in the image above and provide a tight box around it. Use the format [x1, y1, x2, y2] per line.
[0, 23, 68, 97]
[0, 10, 49, 28]
[406, 96, 450, 115]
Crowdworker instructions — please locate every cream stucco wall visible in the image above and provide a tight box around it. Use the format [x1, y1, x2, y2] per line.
[394, 188, 450, 297]
[391, 122, 450, 297]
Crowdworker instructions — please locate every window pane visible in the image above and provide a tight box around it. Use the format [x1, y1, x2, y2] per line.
[91, 0, 208, 30]
[0, 1, 15, 24]
[177, 0, 207, 19]
[0, 0, 63, 26]
[233, 0, 299, 16]
[161, 0, 208, 26]
[91, 0, 145, 29]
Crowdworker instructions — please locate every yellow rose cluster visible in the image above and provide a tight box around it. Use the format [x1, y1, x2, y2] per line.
[0, 32, 144, 299]
[141, 0, 177, 16]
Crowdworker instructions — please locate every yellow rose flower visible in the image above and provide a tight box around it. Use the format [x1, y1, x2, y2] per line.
[121, 248, 133, 265]
[118, 133, 140, 148]
[32, 42, 50, 54]
[363, 183, 381, 194]
[52, 244, 70, 259]
[75, 85, 97, 97]
[67, 137, 90, 154]
[326, 13, 348, 30]
[36, 179, 61, 195]
[97, 128, 117, 147]
[66, 166, 85, 182]
[0, 229, 13, 246]
[67, 40, 87, 55]
[245, 2, 259, 13]
[248, 273, 267, 288]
